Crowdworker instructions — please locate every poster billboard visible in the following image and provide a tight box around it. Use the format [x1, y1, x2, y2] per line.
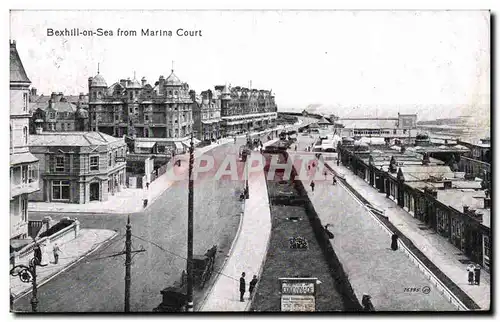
[279, 278, 317, 312]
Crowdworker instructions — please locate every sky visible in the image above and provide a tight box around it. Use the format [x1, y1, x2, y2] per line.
[9, 10, 490, 121]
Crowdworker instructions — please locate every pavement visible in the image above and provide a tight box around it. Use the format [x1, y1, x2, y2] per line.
[10, 228, 117, 301]
[324, 159, 491, 310]
[200, 142, 275, 311]
[28, 127, 294, 216]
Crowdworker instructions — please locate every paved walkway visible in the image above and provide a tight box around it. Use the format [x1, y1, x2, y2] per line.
[200, 150, 273, 311]
[325, 160, 491, 310]
[301, 172, 456, 311]
[10, 228, 117, 299]
[28, 127, 292, 215]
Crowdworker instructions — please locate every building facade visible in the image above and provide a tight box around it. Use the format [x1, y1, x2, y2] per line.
[191, 89, 222, 141]
[29, 92, 89, 133]
[87, 69, 194, 153]
[10, 40, 40, 239]
[220, 85, 277, 136]
[457, 138, 491, 183]
[29, 132, 127, 204]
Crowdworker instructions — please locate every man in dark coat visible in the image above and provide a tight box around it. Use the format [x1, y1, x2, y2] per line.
[474, 264, 481, 285]
[249, 275, 258, 297]
[239, 272, 246, 302]
[310, 181, 315, 192]
[391, 234, 399, 251]
[33, 242, 42, 265]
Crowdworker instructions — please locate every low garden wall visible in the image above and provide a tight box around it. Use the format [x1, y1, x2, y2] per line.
[12, 218, 80, 267]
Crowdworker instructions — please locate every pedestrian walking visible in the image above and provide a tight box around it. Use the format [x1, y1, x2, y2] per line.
[240, 272, 246, 302]
[295, 145, 297, 151]
[324, 170, 327, 180]
[249, 275, 258, 297]
[467, 264, 475, 285]
[33, 241, 42, 265]
[332, 175, 337, 185]
[52, 243, 61, 264]
[310, 181, 315, 192]
[474, 264, 481, 285]
[391, 234, 398, 251]
[337, 158, 340, 166]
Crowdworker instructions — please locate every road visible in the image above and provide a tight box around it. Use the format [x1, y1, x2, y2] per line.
[13, 135, 271, 312]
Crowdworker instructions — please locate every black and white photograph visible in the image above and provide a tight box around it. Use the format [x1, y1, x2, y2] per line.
[8, 9, 491, 313]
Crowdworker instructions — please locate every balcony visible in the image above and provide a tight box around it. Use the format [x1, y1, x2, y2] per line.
[11, 164, 40, 197]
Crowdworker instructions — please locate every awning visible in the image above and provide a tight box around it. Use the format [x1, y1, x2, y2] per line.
[174, 142, 183, 150]
[135, 141, 156, 149]
[10, 152, 39, 166]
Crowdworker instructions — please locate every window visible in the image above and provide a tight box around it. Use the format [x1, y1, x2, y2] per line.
[484, 236, 490, 258]
[109, 153, 112, 166]
[145, 115, 149, 121]
[29, 164, 38, 181]
[21, 165, 28, 184]
[55, 156, 65, 172]
[23, 93, 28, 112]
[23, 126, 28, 145]
[52, 180, 70, 200]
[21, 198, 27, 222]
[90, 156, 99, 171]
[49, 112, 55, 119]
[129, 92, 133, 99]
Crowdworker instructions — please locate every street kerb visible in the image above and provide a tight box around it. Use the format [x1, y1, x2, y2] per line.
[198, 197, 246, 311]
[12, 229, 119, 301]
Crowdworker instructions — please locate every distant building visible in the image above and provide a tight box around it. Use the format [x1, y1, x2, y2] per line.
[29, 132, 127, 204]
[337, 113, 418, 143]
[87, 69, 194, 153]
[190, 88, 222, 141]
[456, 138, 491, 184]
[29, 92, 89, 133]
[10, 40, 40, 239]
[220, 85, 277, 136]
[338, 138, 491, 272]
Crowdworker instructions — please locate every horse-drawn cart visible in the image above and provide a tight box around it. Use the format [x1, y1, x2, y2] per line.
[181, 245, 217, 289]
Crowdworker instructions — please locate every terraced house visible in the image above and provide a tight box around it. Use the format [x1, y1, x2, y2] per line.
[10, 40, 40, 240]
[220, 85, 278, 136]
[28, 132, 127, 204]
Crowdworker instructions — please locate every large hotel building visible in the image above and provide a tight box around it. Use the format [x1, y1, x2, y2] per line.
[87, 69, 277, 151]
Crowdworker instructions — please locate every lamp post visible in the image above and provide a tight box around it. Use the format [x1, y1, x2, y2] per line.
[10, 255, 39, 312]
[186, 133, 195, 312]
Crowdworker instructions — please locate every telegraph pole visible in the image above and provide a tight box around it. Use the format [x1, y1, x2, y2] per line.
[124, 215, 132, 312]
[187, 133, 195, 312]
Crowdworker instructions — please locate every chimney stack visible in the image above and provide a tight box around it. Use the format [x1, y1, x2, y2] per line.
[141, 77, 147, 86]
[48, 99, 54, 109]
[120, 79, 127, 87]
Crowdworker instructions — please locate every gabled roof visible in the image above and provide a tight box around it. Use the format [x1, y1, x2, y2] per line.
[318, 116, 331, 125]
[10, 41, 31, 84]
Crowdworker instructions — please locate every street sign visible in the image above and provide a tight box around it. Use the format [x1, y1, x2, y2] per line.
[279, 277, 317, 312]
[115, 157, 126, 162]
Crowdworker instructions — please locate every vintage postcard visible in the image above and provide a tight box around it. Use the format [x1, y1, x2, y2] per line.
[9, 10, 490, 313]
